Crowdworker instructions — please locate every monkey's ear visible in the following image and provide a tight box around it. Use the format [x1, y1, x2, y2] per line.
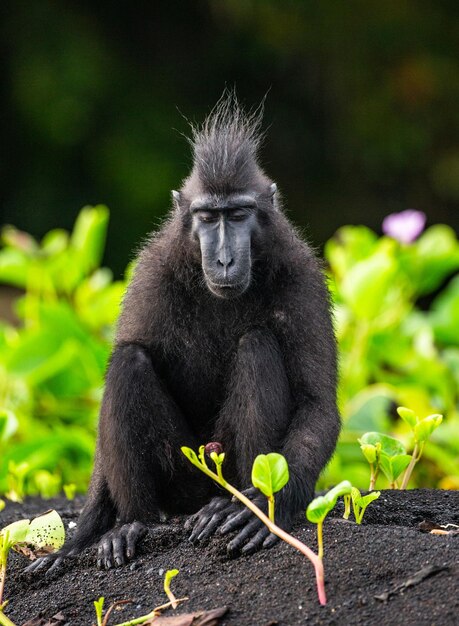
[172, 190, 181, 208]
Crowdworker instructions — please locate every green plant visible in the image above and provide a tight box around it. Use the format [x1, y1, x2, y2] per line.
[0, 206, 127, 498]
[344, 487, 381, 524]
[163, 569, 180, 609]
[182, 444, 327, 605]
[0, 502, 4, 514]
[359, 432, 410, 489]
[359, 407, 443, 489]
[251, 453, 289, 522]
[306, 481, 352, 558]
[397, 407, 443, 488]
[0, 510, 64, 610]
[63, 483, 77, 500]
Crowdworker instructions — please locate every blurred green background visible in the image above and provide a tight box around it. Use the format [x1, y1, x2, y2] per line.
[0, 1, 459, 501]
[2, 1, 459, 274]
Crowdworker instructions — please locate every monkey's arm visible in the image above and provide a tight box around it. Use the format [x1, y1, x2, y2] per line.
[192, 262, 340, 554]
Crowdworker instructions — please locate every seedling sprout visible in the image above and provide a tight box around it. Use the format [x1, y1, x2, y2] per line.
[306, 481, 352, 558]
[251, 453, 289, 522]
[348, 487, 380, 524]
[359, 407, 443, 490]
[182, 444, 327, 605]
[163, 569, 180, 609]
[397, 407, 443, 488]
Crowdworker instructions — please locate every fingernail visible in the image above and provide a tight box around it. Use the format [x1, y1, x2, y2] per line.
[126, 550, 132, 559]
[115, 557, 123, 567]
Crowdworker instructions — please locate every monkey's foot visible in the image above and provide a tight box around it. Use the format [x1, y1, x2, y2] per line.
[97, 521, 147, 569]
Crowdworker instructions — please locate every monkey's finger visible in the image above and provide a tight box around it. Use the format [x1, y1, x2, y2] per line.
[189, 513, 212, 543]
[44, 557, 65, 576]
[227, 519, 261, 553]
[262, 532, 280, 549]
[219, 508, 252, 535]
[184, 513, 199, 531]
[232, 487, 258, 503]
[242, 526, 271, 555]
[99, 535, 114, 569]
[126, 522, 147, 559]
[24, 556, 49, 574]
[112, 534, 126, 567]
[196, 511, 230, 541]
[97, 542, 105, 569]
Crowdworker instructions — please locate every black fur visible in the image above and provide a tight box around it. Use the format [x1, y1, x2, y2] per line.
[27, 96, 340, 571]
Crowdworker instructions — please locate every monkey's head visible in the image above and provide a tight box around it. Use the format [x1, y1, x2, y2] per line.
[173, 95, 278, 299]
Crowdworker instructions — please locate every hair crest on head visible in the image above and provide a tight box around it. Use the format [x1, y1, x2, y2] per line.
[187, 90, 266, 194]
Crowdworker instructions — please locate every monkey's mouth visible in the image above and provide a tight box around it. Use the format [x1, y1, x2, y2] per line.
[205, 276, 251, 299]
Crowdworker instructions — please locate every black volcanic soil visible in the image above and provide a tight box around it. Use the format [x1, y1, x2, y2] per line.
[1, 490, 458, 626]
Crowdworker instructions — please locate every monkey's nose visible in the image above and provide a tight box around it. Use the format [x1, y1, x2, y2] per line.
[217, 256, 234, 269]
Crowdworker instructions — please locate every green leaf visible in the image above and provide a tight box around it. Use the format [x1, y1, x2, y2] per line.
[379, 453, 411, 482]
[306, 496, 329, 524]
[351, 486, 362, 506]
[397, 406, 418, 429]
[0, 519, 30, 547]
[359, 491, 381, 508]
[359, 443, 377, 464]
[306, 481, 351, 524]
[251, 453, 289, 497]
[26, 510, 65, 550]
[181, 447, 199, 467]
[359, 432, 406, 457]
[340, 249, 396, 319]
[70, 206, 109, 276]
[414, 414, 443, 442]
[324, 480, 352, 506]
[164, 569, 179, 587]
[0, 409, 19, 442]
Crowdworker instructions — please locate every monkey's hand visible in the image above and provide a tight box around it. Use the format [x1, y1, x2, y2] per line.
[185, 496, 238, 544]
[97, 521, 147, 569]
[186, 489, 291, 555]
[219, 488, 292, 555]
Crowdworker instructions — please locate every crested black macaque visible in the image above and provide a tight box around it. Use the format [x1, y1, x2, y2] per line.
[27, 96, 340, 574]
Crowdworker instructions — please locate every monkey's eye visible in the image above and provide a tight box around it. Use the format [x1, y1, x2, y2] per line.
[228, 211, 248, 221]
[198, 212, 219, 223]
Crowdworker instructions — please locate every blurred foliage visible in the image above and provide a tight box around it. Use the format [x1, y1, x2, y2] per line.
[321, 220, 459, 490]
[0, 207, 127, 497]
[2, 1, 459, 276]
[0, 207, 458, 499]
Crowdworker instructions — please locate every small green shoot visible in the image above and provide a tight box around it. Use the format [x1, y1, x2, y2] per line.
[349, 487, 380, 524]
[306, 481, 352, 559]
[94, 597, 104, 626]
[251, 453, 289, 522]
[397, 407, 443, 488]
[358, 432, 406, 490]
[5, 462, 29, 503]
[0, 510, 65, 606]
[63, 484, 77, 500]
[182, 444, 327, 605]
[164, 569, 179, 609]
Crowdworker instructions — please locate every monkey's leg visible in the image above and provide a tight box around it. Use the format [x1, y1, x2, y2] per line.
[93, 342, 210, 568]
[188, 329, 292, 554]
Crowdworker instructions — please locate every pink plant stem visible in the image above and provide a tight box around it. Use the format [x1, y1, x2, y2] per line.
[223, 482, 327, 605]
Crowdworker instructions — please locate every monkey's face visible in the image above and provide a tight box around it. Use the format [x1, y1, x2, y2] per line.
[190, 194, 259, 299]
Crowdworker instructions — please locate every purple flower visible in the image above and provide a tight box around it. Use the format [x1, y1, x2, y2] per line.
[382, 209, 427, 244]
